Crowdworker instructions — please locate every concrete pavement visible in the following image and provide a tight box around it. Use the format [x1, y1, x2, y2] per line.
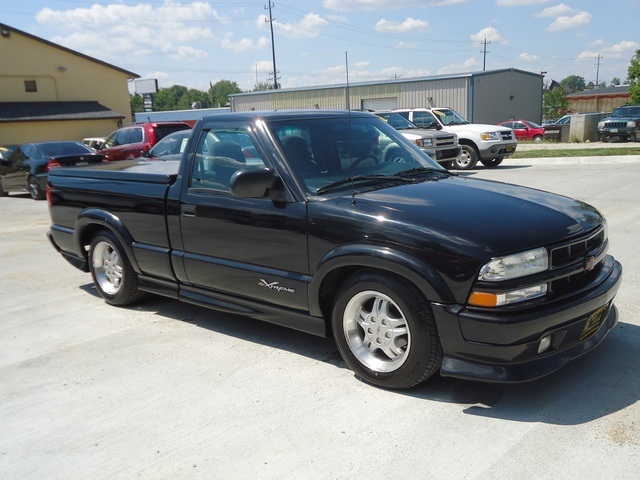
[1, 157, 639, 479]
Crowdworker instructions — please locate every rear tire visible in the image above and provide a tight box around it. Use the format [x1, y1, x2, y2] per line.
[28, 176, 45, 200]
[454, 145, 478, 170]
[89, 230, 145, 306]
[331, 271, 443, 389]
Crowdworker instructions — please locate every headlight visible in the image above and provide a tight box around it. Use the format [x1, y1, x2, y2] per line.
[627, 121, 637, 128]
[416, 138, 433, 147]
[478, 247, 548, 281]
[480, 132, 500, 141]
[598, 121, 605, 129]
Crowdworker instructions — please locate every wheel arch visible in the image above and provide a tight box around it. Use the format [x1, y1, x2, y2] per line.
[309, 244, 455, 320]
[74, 209, 141, 274]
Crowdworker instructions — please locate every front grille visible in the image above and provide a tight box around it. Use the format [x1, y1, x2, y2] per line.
[604, 121, 627, 129]
[433, 135, 457, 147]
[500, 131, 514, 141]
[550, 228, 605, 268]
[548, 228, 606, 296]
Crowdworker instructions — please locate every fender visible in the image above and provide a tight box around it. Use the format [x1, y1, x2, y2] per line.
[75, 208, 142, 274]
[308, 244, 455, 317]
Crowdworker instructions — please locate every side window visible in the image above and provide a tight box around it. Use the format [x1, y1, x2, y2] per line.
[513, 122, 525, 129]
[126, 127, 143, 144]
[190, 127, 266, 193]
[112, 129, 128, 146]
[412, 112, 438, 128]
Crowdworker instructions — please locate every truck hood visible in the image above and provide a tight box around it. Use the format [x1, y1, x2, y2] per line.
[352, 174, 602, 255]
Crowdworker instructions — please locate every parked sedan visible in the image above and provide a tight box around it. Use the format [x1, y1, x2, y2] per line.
[498, 120, 545, 141]
[0, 141, 103, 200]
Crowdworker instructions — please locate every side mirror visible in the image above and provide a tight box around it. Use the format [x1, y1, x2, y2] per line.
[230, 167, 281, 199]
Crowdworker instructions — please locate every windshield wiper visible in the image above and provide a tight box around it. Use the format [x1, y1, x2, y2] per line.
[316, 174, 414, 194]
[394, 167, 448, 177]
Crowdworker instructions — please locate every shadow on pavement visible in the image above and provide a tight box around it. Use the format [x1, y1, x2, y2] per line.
[79, 282, 639, 426]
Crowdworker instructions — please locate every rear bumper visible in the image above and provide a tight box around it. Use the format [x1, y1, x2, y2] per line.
[432, 255, 622, 382]
[47, 228, 89, 272]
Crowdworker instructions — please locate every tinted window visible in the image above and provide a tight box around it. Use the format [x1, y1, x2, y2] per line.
[126, 128, 144, 144]
[155, 125, 189, 142]
[191, 127, 266, 193]
[38, 142, 91, 156]
[411, 111, 439, 128]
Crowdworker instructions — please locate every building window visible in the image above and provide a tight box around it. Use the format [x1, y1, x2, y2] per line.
[24, 80, 37, 92]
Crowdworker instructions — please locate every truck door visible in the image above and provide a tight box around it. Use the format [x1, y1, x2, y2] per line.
[178, 122, 310, 311]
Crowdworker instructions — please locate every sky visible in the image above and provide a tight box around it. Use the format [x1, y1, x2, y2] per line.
[3, 0, 639, 94]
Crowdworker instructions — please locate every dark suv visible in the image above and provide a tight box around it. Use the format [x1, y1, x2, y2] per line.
[99, 121, 190, 161]
[597, 106, 640, 142]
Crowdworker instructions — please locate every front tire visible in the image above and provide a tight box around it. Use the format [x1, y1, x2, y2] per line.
[89, 230, 144, 306]
[331, 271, 443, 389]
[480, 157, 503, 167]
[453, 145, 478, 170]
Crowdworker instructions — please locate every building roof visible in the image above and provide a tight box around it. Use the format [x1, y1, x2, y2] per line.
[567, 85, 630, 98]
[0, 23, 139, 79]
[232, 68, 542, 98]
[0, 101, 125, 122]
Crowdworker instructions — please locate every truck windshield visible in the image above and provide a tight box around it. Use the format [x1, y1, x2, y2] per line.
[431, 108, 470, 126]
[265, 115, 446, 195]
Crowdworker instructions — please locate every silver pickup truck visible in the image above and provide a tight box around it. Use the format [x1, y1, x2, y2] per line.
[375, 111, 460, 166]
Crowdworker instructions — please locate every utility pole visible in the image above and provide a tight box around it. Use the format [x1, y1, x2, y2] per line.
[481, 38, 491, 71]
[265, 2, 279, 89]
[595, 54, 603, 87]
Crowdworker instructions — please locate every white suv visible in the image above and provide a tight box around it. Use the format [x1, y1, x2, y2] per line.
[394, 108, 517, 169]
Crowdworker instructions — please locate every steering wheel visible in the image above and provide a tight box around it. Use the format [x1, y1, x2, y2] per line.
[349, 154, 379, 169]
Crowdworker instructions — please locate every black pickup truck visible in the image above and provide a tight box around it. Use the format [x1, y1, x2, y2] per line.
[46, 110, 622, 389]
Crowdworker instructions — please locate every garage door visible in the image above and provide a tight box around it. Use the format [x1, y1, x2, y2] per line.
[361, 97, 398, 111]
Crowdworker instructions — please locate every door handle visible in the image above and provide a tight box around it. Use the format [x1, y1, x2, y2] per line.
[181, 204, 196, 217]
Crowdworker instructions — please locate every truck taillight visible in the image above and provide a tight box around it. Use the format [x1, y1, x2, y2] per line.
[46, 158, 61, 172]
[46, 184, 53, 206]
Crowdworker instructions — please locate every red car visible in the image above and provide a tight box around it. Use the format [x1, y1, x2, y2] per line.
[498, 120, 545, 141]
[99, 121, 190, 161]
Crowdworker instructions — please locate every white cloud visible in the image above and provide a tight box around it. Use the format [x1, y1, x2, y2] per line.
[534, 3, 573, 18]
[221, 36, 269, 52]
[519, 52, 540, 62]
[546, 11, 591, 31]
[496, 0, 550, 5]
[375, 17, 429, 33]
[323, 0, 467, 11]
[438, 58, 480, 75]
[470, 27, 507, 45]
[258, 13, 329, 38]
[35, 2, 221, 63]
[577, 40, 640, 61]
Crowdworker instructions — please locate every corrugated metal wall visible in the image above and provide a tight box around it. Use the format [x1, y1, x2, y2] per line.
[472, 70, 542, 124]
[231, 70, 542, 124]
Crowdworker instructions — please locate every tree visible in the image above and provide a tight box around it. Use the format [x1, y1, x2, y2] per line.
[253, 81, 274, 92]
[209, 80, 242, 108]
[611, 77, 621, 86]
[153, 85, 189, 111]
[130, 93, 144, 116]
[543, 87, 569, 120]
[627, 49, 640, 104]
[560, 75, 586, 94]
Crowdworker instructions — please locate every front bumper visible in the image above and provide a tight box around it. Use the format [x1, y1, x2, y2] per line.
[478, 142, 516, 160]
[432, 255, 622, 382]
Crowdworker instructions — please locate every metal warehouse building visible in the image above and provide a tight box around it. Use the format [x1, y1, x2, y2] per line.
[230, 68, 543, 125]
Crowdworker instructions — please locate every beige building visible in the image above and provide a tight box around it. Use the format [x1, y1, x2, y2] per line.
[0, 23, 138, 145]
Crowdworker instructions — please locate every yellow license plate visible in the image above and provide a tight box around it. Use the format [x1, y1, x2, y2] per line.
[580, 305, 608, 341]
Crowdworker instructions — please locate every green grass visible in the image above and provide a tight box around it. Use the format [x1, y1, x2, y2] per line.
[511, 147, 640, 159]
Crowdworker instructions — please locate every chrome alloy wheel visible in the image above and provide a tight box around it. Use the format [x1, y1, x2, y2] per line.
[343, 290, 411, 373]
[92, 241, 123, 295]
